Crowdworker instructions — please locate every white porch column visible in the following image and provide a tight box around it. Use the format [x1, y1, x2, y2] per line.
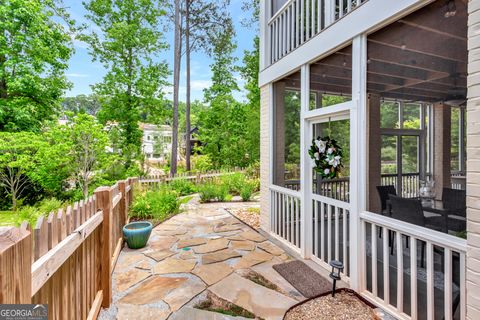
[259, 0, 270, 70]
[300, 64, 312, 258]
[259, 85, 272, 232]
[350, 34, 368, 292]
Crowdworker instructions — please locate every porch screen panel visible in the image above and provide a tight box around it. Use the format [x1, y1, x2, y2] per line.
[272, 71, 301, 191]
[308, 45, 352, 110]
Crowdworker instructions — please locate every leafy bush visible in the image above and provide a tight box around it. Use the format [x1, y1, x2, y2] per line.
[130, 190, 180, 221]
[192, 155, 213, 172]
[220, 173, 247, 195]
[198, 182, 228, 202]
[169, 179, 197, 196]
[36, 198, 64, 214]
[240, 183, 255, 202]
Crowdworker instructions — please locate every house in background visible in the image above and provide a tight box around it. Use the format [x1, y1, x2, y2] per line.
[181, 126, 202, 155]
[140, 123, 172, 162]
[259, 0, 476, 319]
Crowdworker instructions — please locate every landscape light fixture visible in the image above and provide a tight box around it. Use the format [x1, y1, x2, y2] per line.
[329, 260, 344, 297]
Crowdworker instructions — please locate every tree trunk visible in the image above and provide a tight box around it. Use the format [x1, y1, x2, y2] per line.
[0, 54, 7, 99]
[185, 0, 191, 172]
[170, 0, 181, 175]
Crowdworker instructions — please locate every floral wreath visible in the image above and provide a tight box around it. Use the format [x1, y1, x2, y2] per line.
[308, 136, 343, 179]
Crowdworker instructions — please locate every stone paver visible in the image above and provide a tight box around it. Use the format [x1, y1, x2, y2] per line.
[153, 257, 196, 274]
[234, 250, 273, 269]
[103, 198, 303, 320]
[115, 268, 150, 292]
[209, 273, 297, 320]
[116, 304, 171, 320]
[119, 276, 187, 304]
[194, 238, 230, 254]
[202, 249, 242, 264]
[193, 262, 233, 285]
[177, 237, 208, 249]
[257, 241, 284, 256]
[238, 230, 266, 242]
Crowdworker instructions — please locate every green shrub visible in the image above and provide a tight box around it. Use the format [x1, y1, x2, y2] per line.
[198, 182, 228, 202]
[130, 190, 180, 221]
[36, 198, 64, 214]
[169, 179, 196, 196]
[220, 173, 247, 195]
[240, 183, 255, 202]
[192, 155, 213, 172]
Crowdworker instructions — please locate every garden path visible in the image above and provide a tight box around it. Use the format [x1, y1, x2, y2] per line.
[99, 197, 306, 320]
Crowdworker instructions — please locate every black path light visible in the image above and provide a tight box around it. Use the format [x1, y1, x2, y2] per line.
[329, 260, 344, 297]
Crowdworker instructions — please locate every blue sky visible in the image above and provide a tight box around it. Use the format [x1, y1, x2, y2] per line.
[64, 0, 256, 102]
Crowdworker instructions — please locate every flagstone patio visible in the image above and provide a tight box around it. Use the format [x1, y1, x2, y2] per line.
[99, 199, 307, 320]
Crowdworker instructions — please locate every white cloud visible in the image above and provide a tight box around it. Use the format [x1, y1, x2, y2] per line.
[66, 73, 89, 78]
[191, 80, 212, 90]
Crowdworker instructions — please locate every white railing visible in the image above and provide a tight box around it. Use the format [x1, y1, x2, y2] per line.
[268, 0, 367, 65]
[270, 185, 302, 252]
[360, 211, 466, 320]
[311, 194, 351, 280]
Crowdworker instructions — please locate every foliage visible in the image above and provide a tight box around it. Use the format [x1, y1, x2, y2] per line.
[8, 197, 64, 227]
[168, 179, 196, 196]
[0, 132, 45, 210]
[309, 136, 344, 179]
[240, 182, 254, 201]
[198, 182, 228, 202]
[220, 173, 247, 195]
[66, 114, 112, 197]
[82, 0, 170, 167]
[191, 155, 213, 172]
[62, 94, 102, 116]
[0, 0, 75, 132]
[130, 189, 180, 220]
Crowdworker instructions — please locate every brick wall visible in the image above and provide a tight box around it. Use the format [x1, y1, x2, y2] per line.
[467, 1, 480, 318]
[260, 85, 270, 232]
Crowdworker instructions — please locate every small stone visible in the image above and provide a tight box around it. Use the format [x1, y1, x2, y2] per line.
[177, 237, 207, 249]
[119, 276, 187, 304]
[234, 251, 273, 269]
[193, 238, 229, 254]
[230, 240, 255, 251]
[143, 250, 175, 262]
[239, 230, 266, 242]
[154, 257, 196, 274]
[115, 268, 150, 292]
[202, 249, 242, 264]
[116, 304, 171, 320]
[192, 262, 233, 285]
[257, 241, 284, 256]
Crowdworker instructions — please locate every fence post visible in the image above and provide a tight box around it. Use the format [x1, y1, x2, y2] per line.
[118, 180, 127, 227]
[0, 227, 32, 304]
[95, 186, 112, 307]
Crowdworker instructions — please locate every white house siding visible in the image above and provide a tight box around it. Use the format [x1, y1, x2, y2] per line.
[260, 85, 270, 232]
[467, 1, 480, 318]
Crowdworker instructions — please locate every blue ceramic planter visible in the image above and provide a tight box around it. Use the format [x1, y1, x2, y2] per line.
[123, 221, 153, 249]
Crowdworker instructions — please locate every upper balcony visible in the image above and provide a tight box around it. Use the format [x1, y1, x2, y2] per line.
[263, 0, 368, 67]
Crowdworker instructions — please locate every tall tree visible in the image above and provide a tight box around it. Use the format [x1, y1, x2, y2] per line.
[82, 0, 169, 168]
[62, 94, 102, 116]
[182, 0, 232, 171]
[0, 0, 75, 132]
[171, 0, 181, 175]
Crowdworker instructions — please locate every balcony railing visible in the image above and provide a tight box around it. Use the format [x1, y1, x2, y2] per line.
[268, 0, 367, 65]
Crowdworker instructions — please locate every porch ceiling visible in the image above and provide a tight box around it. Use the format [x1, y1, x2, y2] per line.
[285, 0, 468, 104]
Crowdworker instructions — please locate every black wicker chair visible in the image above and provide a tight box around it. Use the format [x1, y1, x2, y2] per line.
[442, 188, 466, 232]
[376, 185, 397, 216]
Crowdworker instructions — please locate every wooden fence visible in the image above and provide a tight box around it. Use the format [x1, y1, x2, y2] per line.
[0, 177, 137, 320]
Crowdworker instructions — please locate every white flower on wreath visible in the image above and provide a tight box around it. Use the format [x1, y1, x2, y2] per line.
[327, 147, 334, 155]
[324, 168, 330, 175]
[315, 139, 326, 153]
[328, 155, 342, 168]
[313, 152, 320, 160]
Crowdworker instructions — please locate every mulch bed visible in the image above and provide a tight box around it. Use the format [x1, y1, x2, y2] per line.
[284, 290, 380, 320]
[273, 260, 331, 298]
